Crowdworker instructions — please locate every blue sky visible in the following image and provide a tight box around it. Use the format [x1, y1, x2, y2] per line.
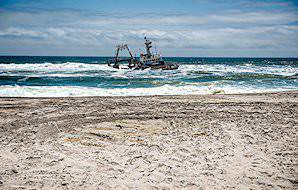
[0, 0, 297, 57]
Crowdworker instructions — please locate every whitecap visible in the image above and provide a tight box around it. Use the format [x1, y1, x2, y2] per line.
[0, 85, 296, 97]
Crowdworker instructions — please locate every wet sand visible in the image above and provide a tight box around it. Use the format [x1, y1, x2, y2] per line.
[0, 92, 297, 189]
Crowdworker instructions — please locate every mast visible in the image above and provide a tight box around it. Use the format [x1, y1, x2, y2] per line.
[144, 37, 152, 58]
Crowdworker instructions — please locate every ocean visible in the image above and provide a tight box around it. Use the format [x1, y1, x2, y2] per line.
[0, 56, 297, 97]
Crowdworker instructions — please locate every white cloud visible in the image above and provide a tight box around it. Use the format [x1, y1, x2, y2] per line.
[72, 11, 298, 30]
[0, 7, 297, 56]
[0, 27, 48, 38]
[1, 24, 297, 51]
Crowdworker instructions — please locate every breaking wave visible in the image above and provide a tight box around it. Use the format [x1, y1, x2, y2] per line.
[0, 57, 297, 97]
[0, 62, 297, 77]
[0, 85, 295, 97]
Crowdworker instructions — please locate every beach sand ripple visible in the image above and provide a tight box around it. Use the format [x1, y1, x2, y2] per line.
[0, 92, 297, 189]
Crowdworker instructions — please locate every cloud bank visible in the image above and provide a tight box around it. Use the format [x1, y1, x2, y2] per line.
[0, 0, 297, 57]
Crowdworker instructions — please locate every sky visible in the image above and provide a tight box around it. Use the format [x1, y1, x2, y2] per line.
[0, 0, 297, 57]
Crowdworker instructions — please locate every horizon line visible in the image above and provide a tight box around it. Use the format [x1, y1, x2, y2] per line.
[0, 55, 297, 59]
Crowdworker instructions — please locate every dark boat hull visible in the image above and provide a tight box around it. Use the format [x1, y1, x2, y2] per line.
[137, 62, 179, 70]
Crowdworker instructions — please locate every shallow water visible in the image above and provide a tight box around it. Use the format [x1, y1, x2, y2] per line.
[0, 56, 297, 97]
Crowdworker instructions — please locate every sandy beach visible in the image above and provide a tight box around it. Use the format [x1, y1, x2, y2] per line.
[0, 92, 297, 189]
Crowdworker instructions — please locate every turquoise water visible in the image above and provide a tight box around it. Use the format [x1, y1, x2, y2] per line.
[0, 56, 297, 97]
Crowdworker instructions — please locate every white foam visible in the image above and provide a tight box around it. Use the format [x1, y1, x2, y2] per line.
[0, 62, 116, 72]
[179, 64, 298, 76]
[1, 62, 297, 77]
[0, 62, 170, 78]
[0, 85, 295, 97]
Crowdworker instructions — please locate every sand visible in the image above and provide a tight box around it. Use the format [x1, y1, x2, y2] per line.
[0, 92, 297, 189]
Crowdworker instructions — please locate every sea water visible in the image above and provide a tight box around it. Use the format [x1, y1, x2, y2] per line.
[0, 56, 297, 97]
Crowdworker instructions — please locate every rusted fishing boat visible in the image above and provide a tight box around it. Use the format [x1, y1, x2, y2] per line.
[107, 37, 179, 70]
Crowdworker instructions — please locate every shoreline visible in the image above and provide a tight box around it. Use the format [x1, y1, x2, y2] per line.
[0, 89, 297, 99]
[0, 91, 297, 189]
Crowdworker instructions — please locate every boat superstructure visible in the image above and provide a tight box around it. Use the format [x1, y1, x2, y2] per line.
[107, 37, 179, 70]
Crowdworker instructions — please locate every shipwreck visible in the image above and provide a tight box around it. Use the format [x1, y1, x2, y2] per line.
[107, 37, 179, 70]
